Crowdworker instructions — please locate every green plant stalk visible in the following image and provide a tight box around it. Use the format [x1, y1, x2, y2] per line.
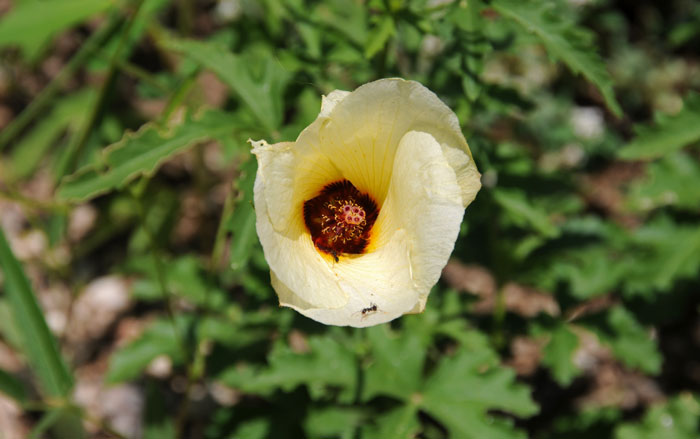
[177, 0, 194, 36]
[25, 400, 128, 439]
[96, 51, 171, 94]
[210, 182, 236, 271]
[0, 12, 122, 153]
[0, 186, 69, 213]
[63, 0, 148, 175]
[159, 67, 201, 124]
[174, 337, 210, 439]
[131, 185, 188, 364]
[488, 196, 508, 349]
[492, 285, 507, 349]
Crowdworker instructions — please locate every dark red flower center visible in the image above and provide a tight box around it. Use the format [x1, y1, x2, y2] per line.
[303, 180, 378, 260]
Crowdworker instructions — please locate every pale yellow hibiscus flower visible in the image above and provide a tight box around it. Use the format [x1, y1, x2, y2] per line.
[250, 78, 481, 327]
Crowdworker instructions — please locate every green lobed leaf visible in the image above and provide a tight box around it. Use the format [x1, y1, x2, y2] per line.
[537, 322, 581, 386]
[0, 228, 73, 398]
[362, 325, 428, 402]
[623, 217, 700, 297]
[420, 348, 538, 439]
[164, 38, 291, 131]
[0, 0, 114, 59]
[360, 405, 420, 439]
[548, 245, 626, 300]
[493, 188, 560, 238]
[615, 394, 700, 439]
[626, 151, 700, 211]
[527, 216, 700, 300]
[303, 406, 363, 439]
[619, 94, 700, 159]
[492, 0, 622, 117]
[360, 323, 536, 439]
[56, 109, 239, 202]
[586, 306, 662, 374]
[218, 336, 357, 402]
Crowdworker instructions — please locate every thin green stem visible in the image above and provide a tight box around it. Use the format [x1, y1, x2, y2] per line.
[488, 195, 508, 349]
[210, 183, 235, 272]
[159, 68, 200, 123]
[492, 285, 506, 349]
[95, 51, 170, 94]
[131, 184, 187, 361]
[64, 0, 148, 175]
[177, 0, 195, 36]
[0, 13, 122, 152]
[175, 337, 209, 439]
[0, 186, 69, 213]
[22, 399, 128, 439]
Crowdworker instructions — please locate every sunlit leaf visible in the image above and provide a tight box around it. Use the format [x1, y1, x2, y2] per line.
[218, 337, 357, 402]
[362, 325, 428, 401]
[421, 348, 538, 439]
[57, 109, 239, 202]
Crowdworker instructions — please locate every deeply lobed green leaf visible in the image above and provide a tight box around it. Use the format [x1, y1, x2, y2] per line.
[493, 0, 622, 117]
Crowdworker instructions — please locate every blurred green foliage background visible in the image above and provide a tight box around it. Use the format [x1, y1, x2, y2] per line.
[1, 0, 700, 438]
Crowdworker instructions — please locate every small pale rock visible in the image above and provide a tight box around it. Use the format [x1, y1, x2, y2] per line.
[210, 382, 241, 406]
[68, 204, 98, 242]
[571, 107, 604, 140]
[67, 276, 131, 343]
[146, 354, 173, 379]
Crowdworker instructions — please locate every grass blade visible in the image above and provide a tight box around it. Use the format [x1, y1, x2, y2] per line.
[0, 228, 73, 398]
